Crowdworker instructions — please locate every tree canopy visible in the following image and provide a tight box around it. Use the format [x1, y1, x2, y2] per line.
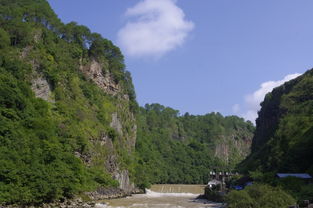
[135, 104, 254, 188]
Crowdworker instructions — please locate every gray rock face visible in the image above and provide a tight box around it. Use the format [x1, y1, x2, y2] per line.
[81, 59, 120, 96]
[113, 169, 135, 194]
[214, 142, 230, 162]
[31, 74, 54, 102]
[214, 135, 252, 164]
[110, 112, 123, 136]
[87, 187, 130, 201]
[80, 59, 138, 194]
[20, 46, 55, 103]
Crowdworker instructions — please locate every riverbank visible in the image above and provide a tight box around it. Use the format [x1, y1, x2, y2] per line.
[0, 187, 144, 208]
[1, 198, 99, 208]
[102, 191, 224, 208]
[0, 185, 223, 208]
[101, 185, 225, 208]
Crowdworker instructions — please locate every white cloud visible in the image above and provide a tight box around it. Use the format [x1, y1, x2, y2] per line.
[234, 73, 302, 123]
[117, 0, 194, 57]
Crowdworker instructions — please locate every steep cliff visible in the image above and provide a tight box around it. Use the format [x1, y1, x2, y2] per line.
[0, 0, 137, 205]
[240, 69, 313, 174]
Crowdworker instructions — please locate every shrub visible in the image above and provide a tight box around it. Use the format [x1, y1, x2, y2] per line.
[226, 190, 254, 208]
[226, 184, 296, 208]
[0, 29, 10, 48]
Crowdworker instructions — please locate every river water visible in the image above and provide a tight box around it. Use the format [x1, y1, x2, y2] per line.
[97, 185, 224, 208]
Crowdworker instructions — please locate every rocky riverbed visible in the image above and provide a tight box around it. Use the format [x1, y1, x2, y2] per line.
[0, 187, 144, 208]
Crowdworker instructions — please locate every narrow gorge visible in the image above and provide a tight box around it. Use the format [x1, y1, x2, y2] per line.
[0, 0, 268, 207]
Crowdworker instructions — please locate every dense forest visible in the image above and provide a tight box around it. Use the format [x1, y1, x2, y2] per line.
[135, 104, 254, 188]
[229, 69, 313, 206]
[0, 0, 138, 205]
[240, 69, 313, 175]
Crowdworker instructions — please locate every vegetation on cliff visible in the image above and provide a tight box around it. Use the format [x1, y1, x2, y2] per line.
[240, 69, 313, 175]
[135, 104, 254, 187]
[226, 183, 296, 208]
[0, 0, 137, 205]
[233, 69, 313, 205]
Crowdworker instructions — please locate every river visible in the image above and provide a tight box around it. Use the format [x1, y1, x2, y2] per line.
[96, 184, 224, 208]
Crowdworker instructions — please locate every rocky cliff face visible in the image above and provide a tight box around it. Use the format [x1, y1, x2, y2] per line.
[25, 44, 137, 195]
[80, 59, 120, 96]
[31, 73, 54, 102]
[214, 135, 252, 165]
[21, 45, 55, 103]
[240, 69, 313, 174]
[81, 59, 137, 194]
[0, 0, 140, 204]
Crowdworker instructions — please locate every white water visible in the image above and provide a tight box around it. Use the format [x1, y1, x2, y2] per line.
[144, 189, 199, 198]
[97, 185, 223, 208]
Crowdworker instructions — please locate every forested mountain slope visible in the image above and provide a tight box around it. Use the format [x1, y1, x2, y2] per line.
[135, 104, 254, 187]
[0, 0, 137, 204]
[240, 69, 313, 175]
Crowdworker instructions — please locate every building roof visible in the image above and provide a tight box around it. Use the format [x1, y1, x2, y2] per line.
[276, 173, 312, 179]
[207, 179, 222, 185]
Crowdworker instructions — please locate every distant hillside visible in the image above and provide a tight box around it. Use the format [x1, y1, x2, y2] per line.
[240, 69, 313, 175]
[135, 104, 254, 187]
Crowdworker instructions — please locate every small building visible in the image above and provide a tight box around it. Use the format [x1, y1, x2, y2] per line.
[207, 179, 222, 188]
[276, 173, 312, 179]
[276, 173, 312, 184]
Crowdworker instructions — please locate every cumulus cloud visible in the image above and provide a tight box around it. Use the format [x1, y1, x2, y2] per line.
[117, 0, 194, 57]
[233, 73, 302, 123]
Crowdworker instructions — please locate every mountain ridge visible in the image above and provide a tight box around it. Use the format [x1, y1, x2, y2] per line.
[240, 68, 313, 174]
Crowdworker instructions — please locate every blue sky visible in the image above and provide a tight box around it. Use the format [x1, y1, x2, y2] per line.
[48, 0, 313, 122]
